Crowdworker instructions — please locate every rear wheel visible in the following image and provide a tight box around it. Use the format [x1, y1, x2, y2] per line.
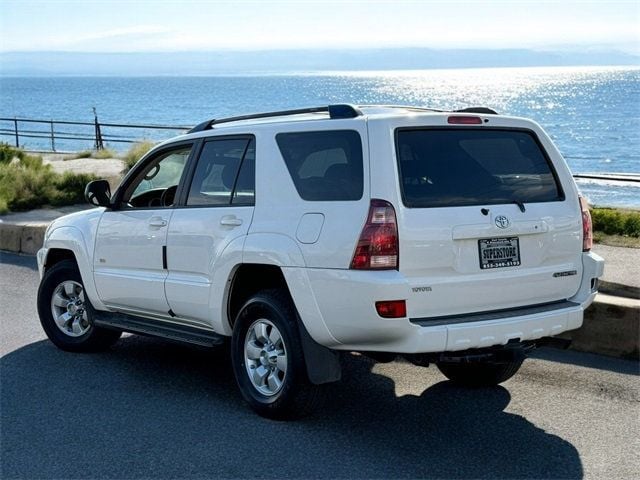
[436, 360, 523, 387]
[37, 260, 121, 352]
[231, 289, 323, 419]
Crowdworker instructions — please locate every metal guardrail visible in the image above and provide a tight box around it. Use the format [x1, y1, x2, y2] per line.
[0, 112, 193, 151]
[572, 173, 640, 183]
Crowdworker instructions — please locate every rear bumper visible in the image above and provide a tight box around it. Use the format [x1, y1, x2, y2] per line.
[288, 251, 604, 354]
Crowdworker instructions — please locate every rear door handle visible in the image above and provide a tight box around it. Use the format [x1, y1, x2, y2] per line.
[148, 217, 168, 227]
[220, 215, 243, 227]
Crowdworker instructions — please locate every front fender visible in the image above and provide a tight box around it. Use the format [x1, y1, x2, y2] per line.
[42, 226, 106, 311]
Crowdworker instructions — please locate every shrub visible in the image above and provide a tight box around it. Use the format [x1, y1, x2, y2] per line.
[0, 149, 96, 214]
[64, 148, 116, 160]
[122, 141, 156, 172]
[0, 161, 57, 211]
[68, 150, 92, 159]
[0, 142, 24, 164]
[52, 172, 96, 206]
[591, 208, 640, 238]
[91, 148, 117, 159]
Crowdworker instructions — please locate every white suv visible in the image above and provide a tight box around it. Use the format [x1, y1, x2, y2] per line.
[37, 104, 604, 418]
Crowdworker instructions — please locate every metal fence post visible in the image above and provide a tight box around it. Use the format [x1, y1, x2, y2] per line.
[50, 120, 56, 152]
[13, 118, 19, 148]
[93, 107, 104, 150]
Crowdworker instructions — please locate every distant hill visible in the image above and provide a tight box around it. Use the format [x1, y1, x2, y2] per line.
[1, 48, 638, 76]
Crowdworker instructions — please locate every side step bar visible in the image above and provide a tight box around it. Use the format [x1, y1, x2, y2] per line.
[94, 312, 225, 347]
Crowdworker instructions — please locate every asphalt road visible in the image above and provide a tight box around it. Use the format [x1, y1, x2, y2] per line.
[1, 252, 639, 479]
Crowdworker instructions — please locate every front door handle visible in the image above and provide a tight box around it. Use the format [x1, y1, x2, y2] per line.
[148, 217, 168, 228]
[220, 215, 243, 227]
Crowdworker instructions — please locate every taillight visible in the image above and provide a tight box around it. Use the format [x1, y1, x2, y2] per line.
[375, 300, 406, 318]
[447, 115, 483, 125]
[351, 199, 398, 270]
[579, 196, 593, 251]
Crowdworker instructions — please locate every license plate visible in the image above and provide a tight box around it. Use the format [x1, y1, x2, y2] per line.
[478, 237, 521, 269]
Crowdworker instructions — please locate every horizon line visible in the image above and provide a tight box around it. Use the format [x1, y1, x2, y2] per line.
[2, 46, 639, 55]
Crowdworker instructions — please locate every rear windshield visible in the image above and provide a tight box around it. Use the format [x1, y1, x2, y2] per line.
[395, 128, 564, 208]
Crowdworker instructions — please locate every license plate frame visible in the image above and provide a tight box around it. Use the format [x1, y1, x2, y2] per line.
[478, 237, 521, 269]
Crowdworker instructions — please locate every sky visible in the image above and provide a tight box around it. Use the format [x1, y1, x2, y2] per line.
[1, 0, 639, 53]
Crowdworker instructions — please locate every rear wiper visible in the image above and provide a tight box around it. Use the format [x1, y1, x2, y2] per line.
[513, 200, 526, 212]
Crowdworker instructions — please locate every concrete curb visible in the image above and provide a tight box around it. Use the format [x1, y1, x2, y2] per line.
[0, 222, 48, 255]
[562, 294, 640, 360]
[598, 280, 640, 301]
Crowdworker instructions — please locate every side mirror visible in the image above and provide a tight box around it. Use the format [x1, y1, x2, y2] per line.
[85, 180, 112, 207]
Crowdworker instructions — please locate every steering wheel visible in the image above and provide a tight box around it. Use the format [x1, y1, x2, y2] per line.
[160, 185, 178, 207]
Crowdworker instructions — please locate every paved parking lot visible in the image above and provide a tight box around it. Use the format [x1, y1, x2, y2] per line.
[1, 252, 639, 479]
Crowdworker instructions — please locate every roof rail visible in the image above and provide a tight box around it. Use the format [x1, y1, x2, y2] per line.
[358, 104, 444, 112]
[455, 107, 498, 115]
[188, 104, 362, 133]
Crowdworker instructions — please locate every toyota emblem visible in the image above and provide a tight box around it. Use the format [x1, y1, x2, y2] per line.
[495, 215, 510, 229]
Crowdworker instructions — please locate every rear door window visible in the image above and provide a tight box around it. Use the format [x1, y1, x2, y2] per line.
[187, 137, 255, 206]
[276, 130, 363, 201]
[395, 128, 563, 208]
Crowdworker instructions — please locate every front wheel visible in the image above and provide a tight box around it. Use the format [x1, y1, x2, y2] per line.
[37, 260, 121, 352]
[436, 359, 523, 387]
[231, 289, 323, 419]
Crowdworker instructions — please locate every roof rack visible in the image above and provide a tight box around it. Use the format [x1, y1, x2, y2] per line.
[188, 104, 362, 133]
[454, 107, 498, 115]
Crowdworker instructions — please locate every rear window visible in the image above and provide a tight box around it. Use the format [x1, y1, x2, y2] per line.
[276, 130, 363, 201]
[395, 128, 564, 208]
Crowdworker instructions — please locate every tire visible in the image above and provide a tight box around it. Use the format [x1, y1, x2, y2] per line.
[37, 259, 121, 352]
[436, 359, 523, 387]
[231, 289, 324, 420]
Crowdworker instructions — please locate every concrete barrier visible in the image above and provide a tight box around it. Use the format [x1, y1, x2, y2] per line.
[0, 223, 23, 252]
[562, 294, 640, 360]
[0, 222, 48, 255]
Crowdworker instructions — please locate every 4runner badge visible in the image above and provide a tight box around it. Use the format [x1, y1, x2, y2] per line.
[495, 215, 510, 229]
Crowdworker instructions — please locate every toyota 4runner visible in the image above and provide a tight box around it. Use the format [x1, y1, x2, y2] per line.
[37, 104, 604, 418]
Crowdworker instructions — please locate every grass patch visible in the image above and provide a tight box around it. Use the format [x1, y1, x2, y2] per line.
[591, 207, 640, 238]
[92, 148, 117, 159]
[0, 143, 96, 214]
[65, 150, 92, 159]
[122, 141, 156, 172]
[63, 148, 117, 160]
[593, 232, 640, 248]
[0, 143, 24, 164]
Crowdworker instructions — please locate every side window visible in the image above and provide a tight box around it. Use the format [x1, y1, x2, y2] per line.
[276, 130, 363, 201]
[187, 137, 255, 206]
[123, 146, 191, 208]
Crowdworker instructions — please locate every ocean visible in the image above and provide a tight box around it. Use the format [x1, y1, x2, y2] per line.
[1, 66, 638, 207]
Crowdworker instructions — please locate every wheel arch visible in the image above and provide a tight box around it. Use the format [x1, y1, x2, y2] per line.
[226, 263, 341, 385]
[43, 226, 106, 311]
[43, 248, 77, 271]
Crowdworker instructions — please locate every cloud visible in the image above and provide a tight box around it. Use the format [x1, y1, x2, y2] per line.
[76, 25, 172, 43]
[41, 25, 175, 52]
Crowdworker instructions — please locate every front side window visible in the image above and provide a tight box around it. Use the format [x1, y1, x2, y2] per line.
[124, 146, 191, 208]
[276, 130, 363, 201]
[396, 128, 563, 208]
[187, 137, 255, 206]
